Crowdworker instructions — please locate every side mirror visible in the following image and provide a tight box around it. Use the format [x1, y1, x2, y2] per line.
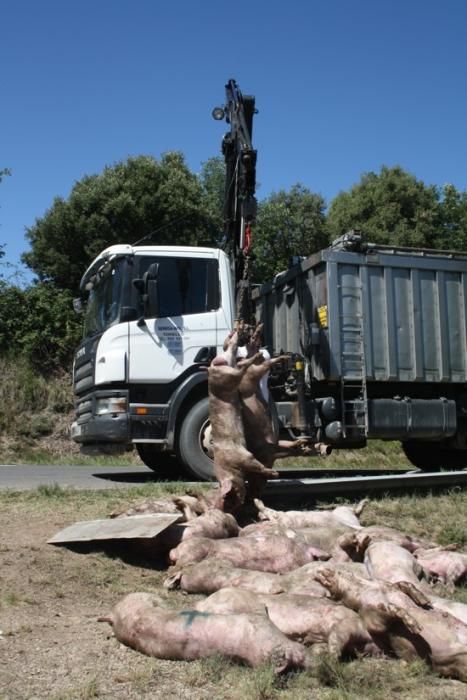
[133, 262, 160, 319]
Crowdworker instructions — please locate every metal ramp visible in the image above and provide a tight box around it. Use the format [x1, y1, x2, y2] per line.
[339, 277, 368, 439]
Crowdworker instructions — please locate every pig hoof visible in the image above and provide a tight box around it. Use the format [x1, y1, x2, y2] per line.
[164, 571, 182, 589]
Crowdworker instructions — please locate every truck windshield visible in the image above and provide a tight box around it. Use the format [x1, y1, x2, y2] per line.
[83, 260, 124, 337]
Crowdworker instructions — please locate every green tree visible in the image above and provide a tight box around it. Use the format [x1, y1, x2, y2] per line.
[327, 166, 441, 248]
[199, 156, 225, 235]
[0, 281, 24, 348]
[252, 184, 328, 282]
[0, 281, 81, 372]
[437, 184, 467, 251]
[23, 153, 218, 293]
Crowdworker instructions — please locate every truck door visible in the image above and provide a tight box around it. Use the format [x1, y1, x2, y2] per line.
[128, 254, 230, 390]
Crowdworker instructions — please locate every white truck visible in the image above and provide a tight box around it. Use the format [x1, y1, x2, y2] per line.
[71, 243, 235, 479]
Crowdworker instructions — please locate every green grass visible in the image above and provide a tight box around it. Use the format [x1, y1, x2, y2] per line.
[0, 481, 209, 520]
[278, 439, 411, 471]
[2, 450, 141, 467]
[1, 439, 411, 470]
[166, 654, 448, 700]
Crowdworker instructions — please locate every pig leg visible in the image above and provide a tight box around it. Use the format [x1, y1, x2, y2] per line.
[327, 627, 348, 657]
[236, 352, 265, 372]
[331, 499, 368, 528]
[380, 603, 421, 635]
[354, 498, 369, 517]
[337, 532, 371, 561]
[309, 643, 329, 656]
[237, 450, 280, 477]
[395, 581, 432, 608]
[357, 603, 421, 642]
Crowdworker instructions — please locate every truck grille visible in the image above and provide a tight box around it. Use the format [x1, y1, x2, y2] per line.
[75, 396, 93, 425]
[74, 360, 94, 395]
[73, 345, 95, 426]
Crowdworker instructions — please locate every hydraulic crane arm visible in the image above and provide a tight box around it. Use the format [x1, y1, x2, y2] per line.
[213, 79, 257, 322]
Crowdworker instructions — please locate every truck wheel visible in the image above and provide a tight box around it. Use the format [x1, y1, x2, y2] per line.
[402, 441, 466, 471]
[135, 443, 184, 478]
[177, 397, 215, 481]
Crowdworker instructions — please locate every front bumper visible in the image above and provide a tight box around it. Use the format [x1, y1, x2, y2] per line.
[72, 388, 170, 445]
[71, 413, 129, 444]
[72, 388, 130, 445]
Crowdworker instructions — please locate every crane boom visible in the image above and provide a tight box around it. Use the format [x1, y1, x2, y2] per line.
[213, 79, 258, 323]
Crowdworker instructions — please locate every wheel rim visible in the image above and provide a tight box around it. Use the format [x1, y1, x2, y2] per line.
[200, 420, 214, 459]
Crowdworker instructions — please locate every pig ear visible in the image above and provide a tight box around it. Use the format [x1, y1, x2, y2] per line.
[220, 478, 234, 497]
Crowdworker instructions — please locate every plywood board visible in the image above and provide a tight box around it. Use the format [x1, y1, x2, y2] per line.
[48, 513, 181, 544]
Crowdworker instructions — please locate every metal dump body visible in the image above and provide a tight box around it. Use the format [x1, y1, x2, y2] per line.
[254, 243, 467, 385]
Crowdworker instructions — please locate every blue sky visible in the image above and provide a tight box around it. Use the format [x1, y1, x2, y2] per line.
[1, 0, 467, 280]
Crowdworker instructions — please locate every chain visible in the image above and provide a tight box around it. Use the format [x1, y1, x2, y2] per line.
[235, 253, 255, 342]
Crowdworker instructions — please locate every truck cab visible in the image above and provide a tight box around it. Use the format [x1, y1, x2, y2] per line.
[71, 243, 234, 478]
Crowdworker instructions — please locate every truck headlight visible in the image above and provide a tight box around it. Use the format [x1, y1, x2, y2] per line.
[95, 397, 127, 416]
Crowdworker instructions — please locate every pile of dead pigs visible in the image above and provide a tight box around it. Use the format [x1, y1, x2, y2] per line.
[99, 494, 467, 682]
[96, 327, 467, 682]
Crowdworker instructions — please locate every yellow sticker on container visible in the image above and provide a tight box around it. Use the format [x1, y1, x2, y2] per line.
[317, 305, 328, 328]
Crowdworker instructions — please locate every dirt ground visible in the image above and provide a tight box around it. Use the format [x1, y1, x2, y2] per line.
[1, 486, 467, 700]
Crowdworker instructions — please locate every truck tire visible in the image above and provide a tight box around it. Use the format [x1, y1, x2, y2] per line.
[402, 440, 466, 471]
[135, 443, 184, 478]
[177, 397, 215, 481]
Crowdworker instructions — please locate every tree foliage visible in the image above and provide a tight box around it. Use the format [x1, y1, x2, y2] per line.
[23, 153, 218, 293]
[327, 166, 441, 247]
[252, 184, 328, 282]
[199, 157, 225, 236]
[0, 281, 81, 373]
[437, 184, 467, 250]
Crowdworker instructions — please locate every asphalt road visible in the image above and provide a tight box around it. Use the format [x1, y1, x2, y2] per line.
[0, 463, 410, 491]
[2, 464, 466, 499]
[0, 464, 161, 490]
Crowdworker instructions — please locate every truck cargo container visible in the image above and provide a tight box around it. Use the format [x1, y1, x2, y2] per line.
[254, 233, 467, 471]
